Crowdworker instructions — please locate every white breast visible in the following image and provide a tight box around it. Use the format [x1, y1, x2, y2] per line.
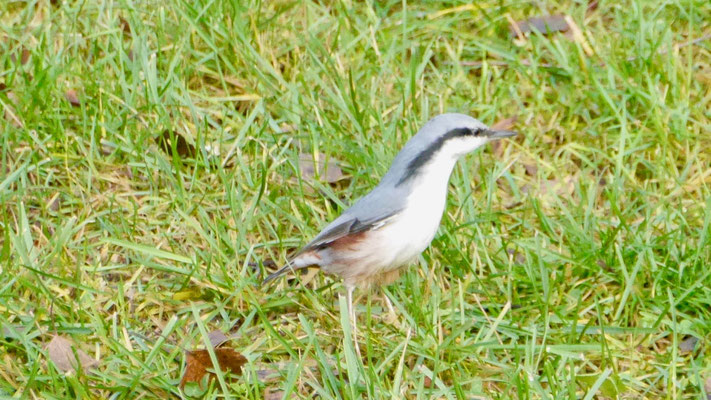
[375, 158, 455, 270]
[318, 148, 463, 283]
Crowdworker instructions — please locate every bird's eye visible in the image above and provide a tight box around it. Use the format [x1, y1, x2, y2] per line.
[469, 128, 483, 136]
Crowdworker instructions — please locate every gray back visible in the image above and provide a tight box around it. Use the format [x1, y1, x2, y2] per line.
[298, 113, 484, 252]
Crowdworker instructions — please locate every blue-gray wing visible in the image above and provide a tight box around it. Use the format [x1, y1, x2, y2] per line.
[293, 210, 400, 256]
[292, 181, 408, 257]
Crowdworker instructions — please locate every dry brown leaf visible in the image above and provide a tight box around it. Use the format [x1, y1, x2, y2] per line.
[509, 15, 570, 38]
[10, 48, 30, 65]
[550, 177, 575, 197]
[2, 324, 29, 340]
[46, 335, 98, 373]
[507, 249, 526, 264]
[257, 368, 281, 383]
[490, 115, 518, 131]
[65, 90, 80, 107]
[423, 375, 433, 388]
[490, 140, 503, 157]
[157, 130, 196, 159]
[119, 17, 131, 35]
[524, 163, 538, 176]
[678, 336, 698, 353]
[207, 330, 229, 348]
[179, 348, 246, 388]
[47, 193, 61, 211]
[264, 389, 297, 400]
[263, 389, 288, 400]
[521, 175, 577, 199]
[533, 176, 577, 198]
[298, 152, 345, 183]
[489, 116, 518, 157]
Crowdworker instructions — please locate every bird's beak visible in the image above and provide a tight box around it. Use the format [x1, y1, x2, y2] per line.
[484, 129, 518, 139]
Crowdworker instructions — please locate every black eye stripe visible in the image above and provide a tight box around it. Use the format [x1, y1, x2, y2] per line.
[449, 127, 484, 137]
[396, 126, 482, 186]
[448, 127, 472, 137]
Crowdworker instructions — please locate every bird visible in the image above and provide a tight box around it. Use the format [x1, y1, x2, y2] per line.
[263, 113, 516, 356]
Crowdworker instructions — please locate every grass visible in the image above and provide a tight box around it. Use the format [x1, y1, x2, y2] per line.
[1, 0, 710, 398]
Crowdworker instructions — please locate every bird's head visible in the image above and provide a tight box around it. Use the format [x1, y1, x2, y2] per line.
[418, 113, 516, 157]
[388, 113, 517, 186]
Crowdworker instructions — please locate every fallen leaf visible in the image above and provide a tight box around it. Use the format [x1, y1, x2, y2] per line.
[179, 348, 246, 388]
[298, 152, 345, 183]
[157, 130, 197, 158]
[65, 90, 80, 107]
[705, 375, 711, 398]
[10, 48, 30, 65]
[2, 324, 29, 340]
[207, 330, 229, 348]
[542, 176, 576, 198]
[47, 194, 61, 211]
[490, 140, 503, 157]
[264, 389, 288, 400]
[521, 175, 578, 199]
[490, 115, 518, 131]
[507, 248, 526, 264]
[587, 0, 599, 13]
[101, 140, 115, 155]
[505, 201, 523, 209]
[257, 368, 281, 383]
[46, 335, 98, 373]
[119, 17, 131, 35]
[489, 116, 518, 156]
[679, 336, 699, 353]
[423, 375, 433, 388]
[524, 163, 538, 176]
[509, 15, 570, 38]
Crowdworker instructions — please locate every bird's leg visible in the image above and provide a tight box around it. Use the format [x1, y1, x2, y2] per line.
[345, 284, 361, 359]
[382, 292, 398, 324]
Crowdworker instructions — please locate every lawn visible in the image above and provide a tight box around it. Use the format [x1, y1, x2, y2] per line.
[1, 0, 710, 398]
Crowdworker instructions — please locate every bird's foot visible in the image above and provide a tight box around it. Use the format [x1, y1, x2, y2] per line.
[381, 294, 400, 326]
